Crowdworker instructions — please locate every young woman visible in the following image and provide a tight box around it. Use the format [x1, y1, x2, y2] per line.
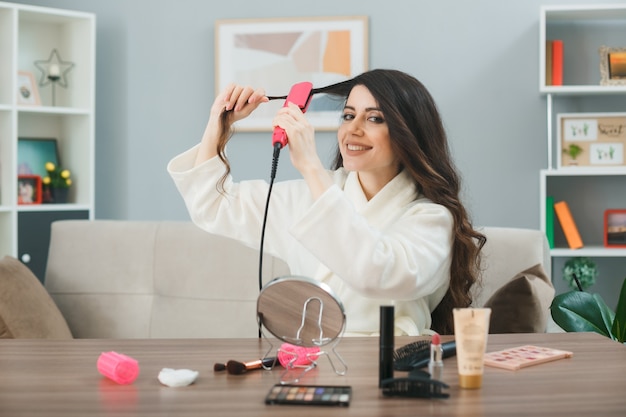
[168, 69, 485, 336]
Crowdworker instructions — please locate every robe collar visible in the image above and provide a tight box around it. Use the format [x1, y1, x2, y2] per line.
[343, 170, 419, 225]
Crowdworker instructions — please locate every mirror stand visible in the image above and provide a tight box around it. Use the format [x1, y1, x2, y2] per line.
[256, 276, 349, 384]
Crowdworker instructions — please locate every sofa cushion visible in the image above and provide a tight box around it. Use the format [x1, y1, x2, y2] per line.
[45, 220, 291, 338]
[473, 227, 551, 309]
[484, 263, 554, 333]
[0, 256, 72, 339]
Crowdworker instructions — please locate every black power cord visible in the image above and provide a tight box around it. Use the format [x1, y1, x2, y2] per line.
[257, 142, 282, 337]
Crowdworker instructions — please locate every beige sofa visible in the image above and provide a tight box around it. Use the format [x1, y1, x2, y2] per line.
[42, 220, 555, 339]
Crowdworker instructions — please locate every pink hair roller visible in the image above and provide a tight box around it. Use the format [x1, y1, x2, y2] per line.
[277, 343, 321, 367]
[97, 351, 140, 385]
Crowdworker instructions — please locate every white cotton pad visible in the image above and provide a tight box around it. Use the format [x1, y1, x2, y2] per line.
[158, 368, 199, 387]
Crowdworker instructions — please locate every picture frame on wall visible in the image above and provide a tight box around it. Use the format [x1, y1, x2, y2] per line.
[604, 209, 626, 248]
[557, 113, 626, 169]
[17, 137, 60, 178]
[16, 71, 41, 105]
[599, 46, 626, 86]
[215, 16, 368, 131]
[17, 175, 42, 205]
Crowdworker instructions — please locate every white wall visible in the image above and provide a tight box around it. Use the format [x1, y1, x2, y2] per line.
[12, 0, 626, 307]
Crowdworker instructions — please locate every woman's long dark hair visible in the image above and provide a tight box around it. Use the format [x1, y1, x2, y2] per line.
[215, 69, 486, 334]
[319, 70, 485, 334]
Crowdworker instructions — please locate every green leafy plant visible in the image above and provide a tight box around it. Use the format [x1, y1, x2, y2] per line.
[550, 277, 626, 343]
[562, 143, 583, 161]
[562, 257, 597, 290]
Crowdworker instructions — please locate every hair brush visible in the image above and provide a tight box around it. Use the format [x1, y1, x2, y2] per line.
[393, 340, 457, 372]
[381, 372, 450, 399]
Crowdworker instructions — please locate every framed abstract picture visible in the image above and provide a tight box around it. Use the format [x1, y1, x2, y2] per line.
[215, 16, 368, 131]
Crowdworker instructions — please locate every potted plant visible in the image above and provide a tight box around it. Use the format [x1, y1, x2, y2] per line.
[42, 161, 72, 203]
[562, 143, 583, 165]
[562, 257, 597, 290]
[551, 276, 626, 343]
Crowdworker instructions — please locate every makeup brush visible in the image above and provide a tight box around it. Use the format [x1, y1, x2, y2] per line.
[226, 357, 277, 375]
[213, 363, 227, 372]
[393, 339, 456, 372]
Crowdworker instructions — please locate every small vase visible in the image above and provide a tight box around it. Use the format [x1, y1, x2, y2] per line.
[50, 187, 69, 204]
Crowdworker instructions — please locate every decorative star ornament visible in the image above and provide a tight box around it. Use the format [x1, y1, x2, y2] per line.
[34, 49, 75, 88]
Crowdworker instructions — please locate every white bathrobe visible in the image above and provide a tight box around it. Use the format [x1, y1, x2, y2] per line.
[167, 145, 453, 336]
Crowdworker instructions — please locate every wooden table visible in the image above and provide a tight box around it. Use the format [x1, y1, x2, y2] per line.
[0, 332, 624, 416]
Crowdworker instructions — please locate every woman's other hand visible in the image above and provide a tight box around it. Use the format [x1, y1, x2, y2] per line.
[195, 84, 268, 166]
[211, 83, 268, 123]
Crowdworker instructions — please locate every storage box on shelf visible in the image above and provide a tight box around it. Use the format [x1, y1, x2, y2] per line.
[0, 2, 95, 282]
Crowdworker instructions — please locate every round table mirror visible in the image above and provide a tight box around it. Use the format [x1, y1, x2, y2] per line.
[257, 275, 346, 347]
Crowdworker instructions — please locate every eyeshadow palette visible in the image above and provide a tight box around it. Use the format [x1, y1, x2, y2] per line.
[484, 345, 573, 370]
[265, 384, 352, 406]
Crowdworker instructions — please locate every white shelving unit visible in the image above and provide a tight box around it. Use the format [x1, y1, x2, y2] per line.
[0, 2, 95, 281]
[539, 4, 626, 260]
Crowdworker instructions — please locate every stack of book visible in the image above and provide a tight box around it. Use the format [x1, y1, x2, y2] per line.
[547, 199, 583, 249]
[545, 40, 563, 86]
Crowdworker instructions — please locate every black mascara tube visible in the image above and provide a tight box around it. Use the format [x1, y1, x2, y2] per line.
[379, 305, 395, 387]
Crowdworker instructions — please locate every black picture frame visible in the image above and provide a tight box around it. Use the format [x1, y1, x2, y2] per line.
[17, 138, 60, 178]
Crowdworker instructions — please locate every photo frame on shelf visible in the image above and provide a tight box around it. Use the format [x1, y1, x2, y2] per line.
[599, 46, 626, 86]
[17, 138, 60, 178]
[557, 113, 626, 169]
[17, 175, 42, 205]
[604, 209, 626, 248]
[215, 16, 368, 131]
[16, 71, 41, 106]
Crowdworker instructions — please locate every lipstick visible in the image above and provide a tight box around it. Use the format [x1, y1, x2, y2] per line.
[428, 333, 444, 381]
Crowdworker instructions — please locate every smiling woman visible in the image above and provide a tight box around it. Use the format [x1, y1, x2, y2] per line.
[168, 69, 486, 337]
[336, 85, 398, 199]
